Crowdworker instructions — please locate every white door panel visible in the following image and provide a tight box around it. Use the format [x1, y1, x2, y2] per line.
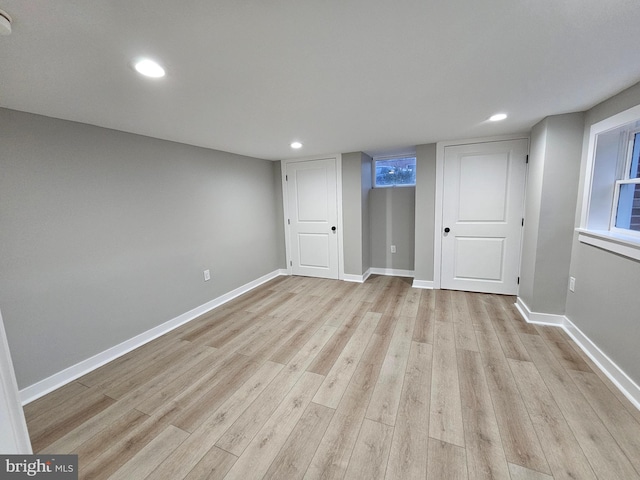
[286, 158, 339, 279]
[454, 237, 505, 281]
[295, 166, 329, 221]
[441, 139, 527, 294]
[298, 234, 330, 268]
[458, 153, 509, 221]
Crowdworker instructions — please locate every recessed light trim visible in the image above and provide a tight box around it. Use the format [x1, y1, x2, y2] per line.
[290, 141, 303, 149]
[489, 113, 508, 122]
[134, 59, 165, 78]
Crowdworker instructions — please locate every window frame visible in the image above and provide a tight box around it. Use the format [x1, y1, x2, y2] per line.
[609, 128, 640, 237]
[578, 103, 640, 261]
[372, 155, 417, 188]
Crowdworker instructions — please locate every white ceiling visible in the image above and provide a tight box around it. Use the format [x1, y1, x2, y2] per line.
[1, 0, 640, 160]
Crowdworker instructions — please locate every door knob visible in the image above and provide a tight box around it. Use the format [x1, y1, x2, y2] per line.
[331, 226, 337, 232]
[444, 227, 450, 233]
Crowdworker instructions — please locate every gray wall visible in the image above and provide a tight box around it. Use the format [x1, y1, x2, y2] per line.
[567, 243, 640, 382]
[370, 187, 415, 271]
[342, 152, 365, 275]
[0, 108, 284, 389]
[273, 162, 287, 267]
[361, 153, 372, 274]
[342, 152, 372, 277]
[519, 121, 546, 305]
[565, 81, 640, 386]
[520, 113, 584, 313]
[413, 144, 437, 282]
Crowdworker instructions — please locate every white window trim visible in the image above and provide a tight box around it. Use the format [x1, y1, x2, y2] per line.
[576, 228, 640, 262]
[579, 103, 640, 260]
[610, 178, 640, 238]
[609, 126, 640, 236]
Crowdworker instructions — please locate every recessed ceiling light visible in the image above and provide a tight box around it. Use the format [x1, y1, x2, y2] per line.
[290, 141, 303, 149]
[489, 113, 508, 122]
[134, 59, 165, 78]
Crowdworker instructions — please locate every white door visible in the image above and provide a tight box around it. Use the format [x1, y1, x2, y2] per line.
[441, 139, 527, 294]
[286, 158, 339, 279]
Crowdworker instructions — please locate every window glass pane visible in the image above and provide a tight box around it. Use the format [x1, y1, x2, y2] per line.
[631, 132, 640, 179]
[615, 183, 640, 231]
[375, 157, 416, 187]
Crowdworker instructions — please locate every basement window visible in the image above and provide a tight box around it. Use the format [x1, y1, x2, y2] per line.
[578, 103, 640, 261]
[373, 156, 416, 187]
[612, 130, 640, 232]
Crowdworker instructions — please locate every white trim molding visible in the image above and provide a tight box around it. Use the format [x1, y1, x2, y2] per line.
[577, 229, 640, 262]
[434, 133, 530, 291]
[412, 279, 435, 289]
[20, 269, 287, 405]
[515, 297, 640, 411]
[345, 269, 420, 283]
[369, 268, 414, 278]
[280, 154, 344, 280]
[0, 309, 32, 453]
[579, 102, 640, 228]
[515, 297, 565, 326]
[563, 316, 640, 411]
[343, 269, 371, 284]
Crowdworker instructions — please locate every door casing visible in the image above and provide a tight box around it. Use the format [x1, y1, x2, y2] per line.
[434, 134, 529, 292]
[281, 154, 344, 280]
[0, 308, 32, 453]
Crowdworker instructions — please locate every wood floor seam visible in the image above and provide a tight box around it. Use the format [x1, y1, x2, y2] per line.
[24, 275, 640, 480]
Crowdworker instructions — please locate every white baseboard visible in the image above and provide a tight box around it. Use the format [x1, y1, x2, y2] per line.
[563, 316, 640, 411]
[343, 268, 371, 283]
[343, 269, 371, 283]
[362, 268, 371, 282]
[369, 268, 414, 278]
[515, 297, 565, 326]
[412, 279, 435, 289]
[515, 297, 640, 411]
[342, 274, 362, 283]
[20, 269, 286, 405]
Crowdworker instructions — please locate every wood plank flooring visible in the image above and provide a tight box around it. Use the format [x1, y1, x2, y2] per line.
[25, 275, 640, 479]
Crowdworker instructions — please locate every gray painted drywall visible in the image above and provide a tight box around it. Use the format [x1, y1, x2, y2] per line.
[0, 108, 282, 389]
[534, 114, 584, 312]
[342, 152, 364, 275]
[273, 162, 287, 267]
[342, 152, 372, 276]
[519, 121, 547, 305]
[566, 243, 640, 384]
[520, 113, 584, 314]
[566, 81, 640, 386]
[413, 144, 437, 282]
[361, 153, 372, 274]
[370, 187, 415, 271]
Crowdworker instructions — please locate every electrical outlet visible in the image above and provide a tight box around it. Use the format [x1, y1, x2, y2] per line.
[569, 276, 575, 292]
[390, 245, 396, 253]
[204, 269, 211, 281]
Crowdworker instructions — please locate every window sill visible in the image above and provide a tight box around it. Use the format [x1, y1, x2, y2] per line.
[373, 184, 416, 189]
[576, 228, 640, 262]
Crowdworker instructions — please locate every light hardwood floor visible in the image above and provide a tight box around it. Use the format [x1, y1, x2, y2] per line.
[25, 275, 640, 479]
